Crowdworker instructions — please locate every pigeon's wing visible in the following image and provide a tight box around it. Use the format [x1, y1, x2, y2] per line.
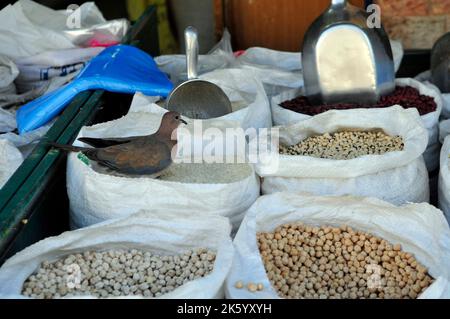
[87, 139, 173, 175]
[78, 136, 142, 148]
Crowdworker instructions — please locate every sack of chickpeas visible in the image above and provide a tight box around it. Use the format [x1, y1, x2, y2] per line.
[438, 135, 450, 225]
[0, 211, 234, 299]
[226, 192, 450, 299]
[256, 106, 429, 205]
[67, 98, 260, 232]
[271, 78, 443, 172]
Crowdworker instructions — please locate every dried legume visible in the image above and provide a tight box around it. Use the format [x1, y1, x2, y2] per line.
[280, 86, 437, 116]
[22, 248, 216, 299]
[279, 131, 404, 160]
[257, 223, 433, 299]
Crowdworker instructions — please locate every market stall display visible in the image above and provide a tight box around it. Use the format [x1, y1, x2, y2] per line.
[1, 0, 450, 302]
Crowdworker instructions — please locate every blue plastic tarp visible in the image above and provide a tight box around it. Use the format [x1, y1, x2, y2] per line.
[16, 45, 174, 134]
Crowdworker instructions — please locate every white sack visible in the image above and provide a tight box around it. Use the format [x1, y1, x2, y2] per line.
[271, 78, 442, 172]
[1, 120, 53, 157]
[0, 55, 19, 90]
[0, 139, 23, 188]
[0, 0, 126, 60]
[440, 119, 450, 143]
[0, 211, 234, 299]
[15, 47, 104, 68]
[415, 70, 450, 121]
[67, 103, 260, 231]
[438, 136, 450, 225]
[0, 108, 16, 133]
[226, 192, 450, 299]
[256, 106, 429, 205]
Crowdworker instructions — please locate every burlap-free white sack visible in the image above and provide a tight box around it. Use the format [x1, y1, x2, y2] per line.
[67, 102, 260, 231]
[199, 68, 272, 129]
[271, 78, 442, 172]
[0, 139, 23, 188]
[440, 119, 450, 143]
[0, 211, 234, 299]
[256, 106, 429, 205]
[415, 70, 450, 120]
[438, 136, 450, 225]
[226, 192, 450, 299]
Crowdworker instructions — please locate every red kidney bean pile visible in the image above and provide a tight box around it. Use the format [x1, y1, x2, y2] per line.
[280, 86, 437, 116]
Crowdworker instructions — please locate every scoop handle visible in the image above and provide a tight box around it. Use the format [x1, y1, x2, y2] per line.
[185, 26, 199, 80]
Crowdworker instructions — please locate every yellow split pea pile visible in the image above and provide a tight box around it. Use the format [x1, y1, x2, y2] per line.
[257, 223, 433, 299]
[279, 131, 404, 160]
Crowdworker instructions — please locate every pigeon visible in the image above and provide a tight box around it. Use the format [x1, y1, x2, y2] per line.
[50, 111, 187, 177]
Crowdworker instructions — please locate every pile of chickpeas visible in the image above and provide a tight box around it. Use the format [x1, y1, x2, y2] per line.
[279, 131, 404, 160]
[257, 223, 433, 299]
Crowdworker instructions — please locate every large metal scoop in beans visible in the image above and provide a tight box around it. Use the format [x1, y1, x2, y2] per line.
[302, 0, 395, 105]
[166, 27, 232, 119]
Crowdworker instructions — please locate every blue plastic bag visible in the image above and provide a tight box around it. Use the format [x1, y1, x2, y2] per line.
[16, 45, 174, 134]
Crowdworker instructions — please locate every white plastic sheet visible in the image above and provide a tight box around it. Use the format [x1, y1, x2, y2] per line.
[0, 0, 127, 60]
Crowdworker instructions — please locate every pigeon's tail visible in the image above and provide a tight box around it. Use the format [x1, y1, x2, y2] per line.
[48, 142, 92, 153]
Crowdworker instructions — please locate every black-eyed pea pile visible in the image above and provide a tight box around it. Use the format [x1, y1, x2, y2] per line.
[22, 248, 216, 299]
[279, 131, 404, 160]
[257, 223, 433, 299]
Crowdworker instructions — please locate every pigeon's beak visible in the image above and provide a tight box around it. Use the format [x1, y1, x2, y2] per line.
[180, 118, 188, 125]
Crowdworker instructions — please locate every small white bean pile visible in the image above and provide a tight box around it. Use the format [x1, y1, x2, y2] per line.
[279, 131, 404, 160]
[22, 248, 216, 299]
[257, 223, 433, 299]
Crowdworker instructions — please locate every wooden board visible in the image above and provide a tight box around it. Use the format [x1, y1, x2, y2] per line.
[219, 0, 365, 51]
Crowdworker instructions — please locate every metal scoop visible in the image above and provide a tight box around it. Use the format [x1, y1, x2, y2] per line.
[302, 0, 395, 105]
[166, 26, 232, 119]
[431, 32, 450, 93]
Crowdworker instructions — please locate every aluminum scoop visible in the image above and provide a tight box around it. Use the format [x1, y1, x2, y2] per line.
[431, 32, 450, 93]
[166, 26, 232, 119]
[302, 0, 395, 105]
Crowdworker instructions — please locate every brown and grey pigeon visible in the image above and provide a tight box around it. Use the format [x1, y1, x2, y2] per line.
[50, 111, 187, 176]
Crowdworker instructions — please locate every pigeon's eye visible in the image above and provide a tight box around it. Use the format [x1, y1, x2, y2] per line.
[175, 116, 179, 120]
